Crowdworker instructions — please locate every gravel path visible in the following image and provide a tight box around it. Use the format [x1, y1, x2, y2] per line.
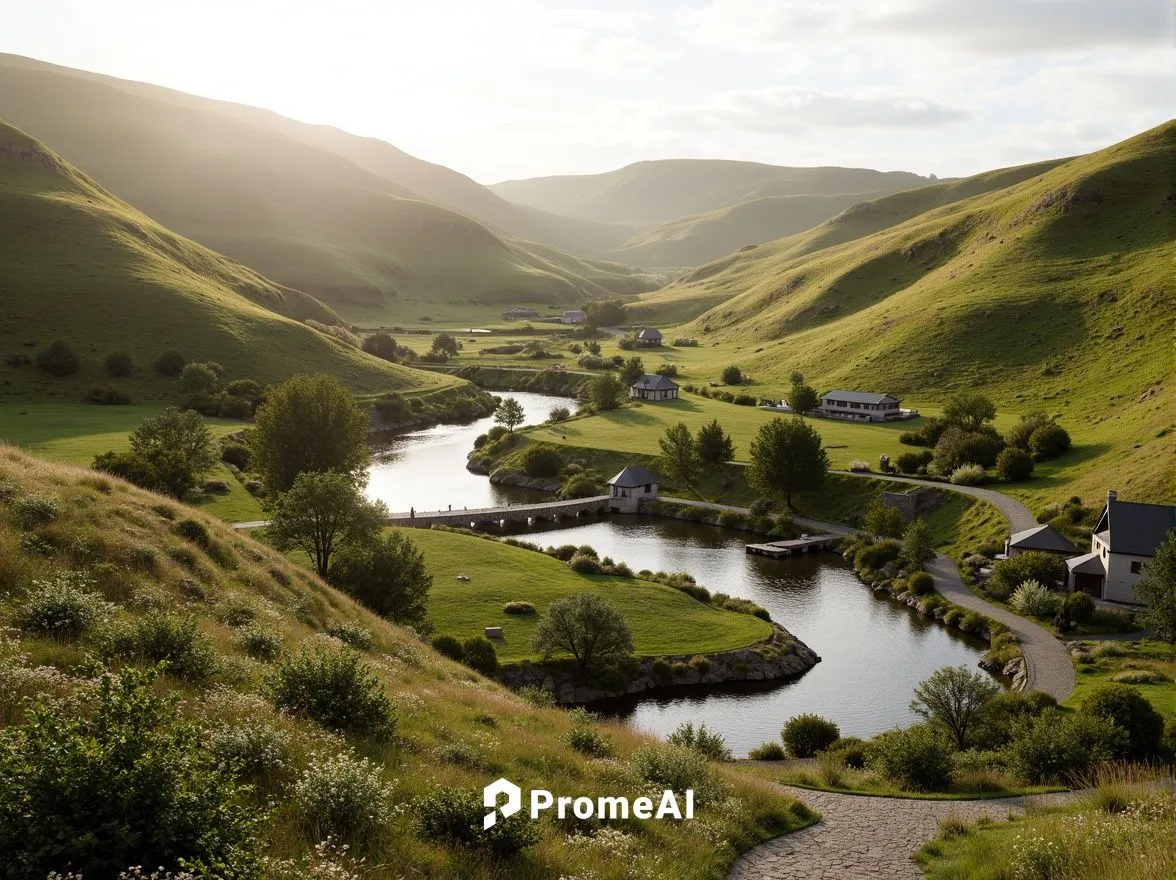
[730, 786, 1074, 880]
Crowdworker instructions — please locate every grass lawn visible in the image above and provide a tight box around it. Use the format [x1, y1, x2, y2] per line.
[761, 764, 1063, 801]
[1065, 639, 1176, 718]
[404, 527, 772, 663]
[0, 402, 263, 521]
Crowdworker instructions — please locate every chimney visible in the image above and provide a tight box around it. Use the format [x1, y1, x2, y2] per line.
[1107, 490, 1118, 504]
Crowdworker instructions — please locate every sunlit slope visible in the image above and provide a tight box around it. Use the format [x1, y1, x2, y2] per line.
[0, 122, 451, 397]
[0, 58, 653, 323]
[492, 159, 932, 227]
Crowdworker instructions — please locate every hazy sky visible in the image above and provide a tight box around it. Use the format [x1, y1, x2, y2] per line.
[4, 0, 1173, 182]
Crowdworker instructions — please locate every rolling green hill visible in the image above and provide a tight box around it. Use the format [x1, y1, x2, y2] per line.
[492, 159, 933, 227]
[0, 121, 453, 399]
[654, 121, 1175, 501]
[0, 55, 655, 324]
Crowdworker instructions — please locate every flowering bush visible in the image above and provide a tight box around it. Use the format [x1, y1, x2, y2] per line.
[14, 571, 112, 638]
[293, 750, 393, 840]
[1010, 580, 1061, 619]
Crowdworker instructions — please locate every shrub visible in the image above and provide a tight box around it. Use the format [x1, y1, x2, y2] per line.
[15, 494, 60, 527]
[959, 612, 985, 633]
[293, 750, 391, 841]
[567, 710, 613, 756]
[1062, 590, 1095, 623]
[569, 553, 603, 574]
[829, 737, 868, 769]
[749, 497, 774, 517]
[748, 741, 786, 760]
[221, 442, 251, 469]
[14, 571, 112, 638]
[990, 552, 1066, 594]
[104, 350, 134, 377]
[268, 645, 395, 738]
[690, 655, 711, 676]
[153, 349, 187, 376]
[327, 621, 374, 651]
[867, 724, 954, 791]
[35, 339, 80, 376]
[721, 365, 743, 385]
[896, 449, 934, 473]
[0, 669, 263, 878]
[733, 393, 757, 406]
[996, 447, 1035, 482]
[632, 744, 719, 804]
[716, 509, 747, 528]
[781, 713, 841, 757]
[950, 463, 986, 485]
[908, 571, 935, 596]
[1005, 709, 1126, 783]
[1029, 423, 1072, 460]
[431, 634, 466, 663]
[559, 473, 603, 499]
[85, 384, 131, 405]
[413, 785, 540, 855]
[207, 718, 290, 783]
[1010, 580, 1061, 618]
[519, 444, 564, 478]
[173, 517, 212, 549]
[1079, 683, 1165, 760]
[970, 691, 1055, 750]
[855, 540, 902, 572]
[516, 684, 556, 708]
[239, 625, 284, 661]
[667, 722, 733, 761]
[548, 406, 571, 422]
[461, 636, 498, 675]
[103, 613, 216, 682]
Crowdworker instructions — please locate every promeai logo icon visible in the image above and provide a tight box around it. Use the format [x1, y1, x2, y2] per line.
[483, 777, 522, 829]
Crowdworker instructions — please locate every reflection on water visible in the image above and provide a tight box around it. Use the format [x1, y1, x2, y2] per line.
[364, 394, 991, 755]
[365, 391, 578, 514]
[498, 516, 990, 754]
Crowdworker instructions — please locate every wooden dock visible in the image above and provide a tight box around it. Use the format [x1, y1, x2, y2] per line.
[745, 534, 841, 558]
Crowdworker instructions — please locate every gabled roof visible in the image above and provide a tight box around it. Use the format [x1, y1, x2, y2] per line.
[1066, 551, 1106, 575]
[1095, 496, 1176, 557]
[637, 327, 663, 339]
[821, 390, 900, 405]
[1008, 524, 1077, 554]
[630, 373, 679, 391]
[503, 306, 537, 314]
[563, 309, 586, 317]
[608, 465, 659, 487]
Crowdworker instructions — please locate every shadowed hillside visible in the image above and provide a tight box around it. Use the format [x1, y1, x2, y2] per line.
[0, 121, 453, 398]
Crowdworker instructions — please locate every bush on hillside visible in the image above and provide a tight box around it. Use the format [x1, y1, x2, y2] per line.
[1005, 709, 1126, 783]
[101, 613, 216, 682]
[503, 601, 536, 614]
[153, 349, 187, 376]
[83, 384, 132, 405]
[721, 365, 743, 385]
[950, 463, 986, 485]
[896, 449, 935, 473]
[1010, 580, 1061, 618]
[970, 691, 1056, 750]
[748, 741, 786, 760]
[781, 714, 841, 757]
[221, 442, 252, 469]
[14, 571, 112, 638]
[412, 785, 540, 855]
[567, 709, 613, 757]
[935, 425, 1003, 472]
[430, 634, 465, 662]
[35, 339, 80, 377]
[293, 749, 392, 842]
[855, 540, 902, 572]
[268, 644, 395, 738]
[327, 621, 374, 651]
[1029, 423, 1072, 461]
[461, 636, 498, 675]
[207, 717, 290, 784]
[0, 668, 263, 878]
[568, 553, 602, 574]
[632, 744, 719, 805]
[907, 571, 935, 596]
[990, 552, 1066, 594]
[995, 447, 1035, 482]
[1079, 683, 1165, 760]
[1062, 590, 1095, 623]
[867, 723, 954, 791]
[104, 350, 134, 377]
[519, 444, 564, 478]
[667, 721, 733, 761]
[239, 625, 284, 661]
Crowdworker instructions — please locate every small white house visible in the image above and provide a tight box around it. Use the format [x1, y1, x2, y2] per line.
[629, 374, 679, 401]
[1065, 491, 1176, 604]
[818, 390, 904, 421]
[1005, 524, 1076, 558]
[562, 310, 587, 324]
[636, 327, 663, 346]
[607, 465, 659, 513]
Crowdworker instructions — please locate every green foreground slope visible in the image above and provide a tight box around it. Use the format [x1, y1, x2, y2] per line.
[0, 121, 453, 399]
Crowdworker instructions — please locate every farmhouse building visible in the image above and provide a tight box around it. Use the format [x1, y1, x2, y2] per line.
[1005, 524, 1076, 558]
[818, 390, 903, 421]
[502, 307, 539, 321]
[636, 327, 663, 346]
[607, 465, 659, 513]
[1065, 491, 1176, 604]
[562, 310, 587, 324]
[629, 374, 679, 401]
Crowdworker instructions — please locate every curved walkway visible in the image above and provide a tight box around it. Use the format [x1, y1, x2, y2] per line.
[730, 785, 1074, 880]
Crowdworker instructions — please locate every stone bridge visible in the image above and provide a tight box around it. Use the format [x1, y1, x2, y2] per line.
[387, 495, 612, 528]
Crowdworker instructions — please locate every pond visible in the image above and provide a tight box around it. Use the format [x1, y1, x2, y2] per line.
[364, 393, 990, 755]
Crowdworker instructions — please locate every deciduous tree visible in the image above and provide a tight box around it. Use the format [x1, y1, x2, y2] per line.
[494, 397, 526, 432]
[695, 419, 734, 466]
[1137, 529, 1176, 642]
[431, 333, 460, 356]
[532, 593, 633, 674]
[128, 407, 216, 498]
[266, 471, 387, 576]
[746, 416, 829, 508]
[619, 356, 645, 386]
[588, 373, 624, 412]
[864, 500, 905, 539]
[328, 531, 431, 628]
[657, 422, 700, 486]
[909, 665, 1000, 749]
[901, 517, 936, 569]
[942, 392, 997, 432]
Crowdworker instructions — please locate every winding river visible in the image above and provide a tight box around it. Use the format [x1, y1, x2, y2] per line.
[365, 392, 987, 755]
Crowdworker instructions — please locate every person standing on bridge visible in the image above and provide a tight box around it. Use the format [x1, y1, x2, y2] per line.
[410, 507, 414, 521]
[448, 504, 452, 511]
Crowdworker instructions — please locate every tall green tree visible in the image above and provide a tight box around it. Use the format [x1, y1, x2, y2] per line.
[909, 665, 1000, 749]
[431, 333, 460, 356]
[494, 397, 526, 432]
[328, 531, 432, 628]
[658, 422, 700, 487]
[584, 298, 626, 329]
[942, 392, 997, 432]
[695, 419, 735, 466]
[789, 381, 819, 414]
[746, 416, 829, 508]
[128, 407, 217, 498]
[589, 373, 624, 412]
[250, 374, 370, 493]
[619, 356, 645, 386]
[361, 332, 399, 361]
[863, 500, 905, 539]
[532, 593, 633, 675]
[1137, 529, 1176, 642]
[901, 517, 937, 569]
[266, 471, 387, 576]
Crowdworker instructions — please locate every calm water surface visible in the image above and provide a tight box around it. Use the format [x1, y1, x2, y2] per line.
[365, 394, 990, 755]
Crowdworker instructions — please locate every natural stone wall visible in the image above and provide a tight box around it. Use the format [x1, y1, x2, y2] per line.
[498, 624, 820, 704]
[882, 486, 945, 520]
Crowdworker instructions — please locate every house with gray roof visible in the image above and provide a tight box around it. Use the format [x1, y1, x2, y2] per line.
[818, 390, 904, 421]
[1066, 490, 1176, 604]
[636, 327, 663, 346]
[502, 306, 539, 321]
[1005, 524, 1076, 558]
[607, 465, 659, 513]
[629, 373, 679, 401]
[562, 309, 587, 324]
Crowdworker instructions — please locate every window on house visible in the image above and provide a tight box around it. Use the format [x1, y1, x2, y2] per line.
[1130, 561, 1142, 574]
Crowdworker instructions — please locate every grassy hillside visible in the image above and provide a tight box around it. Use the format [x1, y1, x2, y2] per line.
[0, 446, 811, 878]
[492, 159, 932, 227]
[407, 527, 771, 662]
[0, 121, 452, 399]
[0, 56, 655, 324]
[635, 122, 1175, 501]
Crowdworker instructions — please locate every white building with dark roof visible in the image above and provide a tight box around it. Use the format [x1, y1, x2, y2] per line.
[818, 390, 904, 421]
[1066, 491, 1176, 604]
[607, 465, 659, 512]
[636, 327, 663, 346]
[562, 309, 587, 324]
[629, 374, 679, 401]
